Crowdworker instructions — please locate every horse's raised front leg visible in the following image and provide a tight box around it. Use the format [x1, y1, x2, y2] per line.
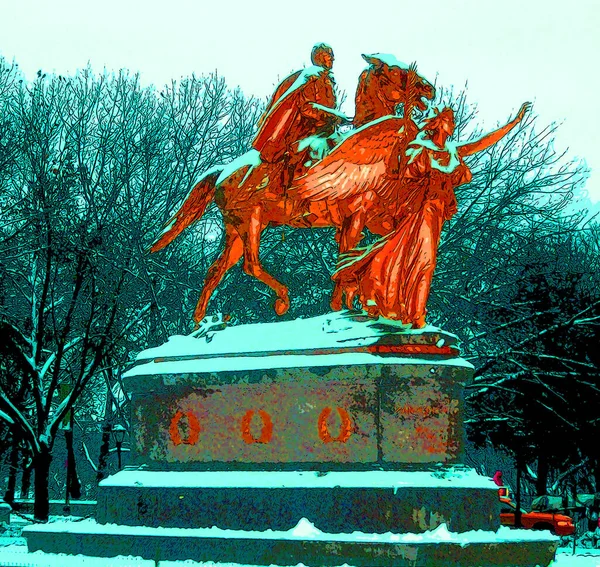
[240, 205, 290, 316]
[193, 224, 244, 326]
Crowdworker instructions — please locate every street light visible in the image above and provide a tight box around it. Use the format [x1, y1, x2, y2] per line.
[111, 424, 126, 470]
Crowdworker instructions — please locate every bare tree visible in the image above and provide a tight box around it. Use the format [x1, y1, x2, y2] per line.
[0, 62, 261, 519]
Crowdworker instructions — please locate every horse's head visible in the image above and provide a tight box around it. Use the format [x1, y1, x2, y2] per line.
[354, 53, 435, 127]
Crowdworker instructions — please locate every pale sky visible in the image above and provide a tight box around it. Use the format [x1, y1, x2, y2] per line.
[2, 0, 599, 204]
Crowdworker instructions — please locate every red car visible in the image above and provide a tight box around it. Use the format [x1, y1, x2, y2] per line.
[500, 497, 575, 536]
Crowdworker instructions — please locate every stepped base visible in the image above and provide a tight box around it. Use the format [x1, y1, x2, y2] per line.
[23, 518, 559, 566]
[97, 468, 501, 534]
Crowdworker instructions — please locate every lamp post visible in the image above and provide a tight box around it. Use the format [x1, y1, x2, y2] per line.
[111, 425, 126, 470]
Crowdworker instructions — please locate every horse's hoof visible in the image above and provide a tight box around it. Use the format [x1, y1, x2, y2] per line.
[274, 297, 290, 316]
[192, 312, 204, 330]
[344, 290, 358, 310]
[330, 299, 342, 311]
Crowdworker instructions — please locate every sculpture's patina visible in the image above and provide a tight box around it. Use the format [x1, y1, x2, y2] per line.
[329, 103, 531, 327]
[249, 43, 339, 195]
[151, 52, 435, 325]
[149, 45, 531, 330]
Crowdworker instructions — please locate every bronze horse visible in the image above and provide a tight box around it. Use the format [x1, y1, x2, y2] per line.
[151, 54, 435, 324]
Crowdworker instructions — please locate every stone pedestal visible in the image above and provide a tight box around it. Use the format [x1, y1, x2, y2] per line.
[129, 360, 471, 468]
[126, 312, 471, 469]
[23, 312, 559, 566]
[95, 469, 500, 533]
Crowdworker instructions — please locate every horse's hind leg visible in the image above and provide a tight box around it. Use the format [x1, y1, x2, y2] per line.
[240, 205, 290, 315]
[193, 224, 244, 326]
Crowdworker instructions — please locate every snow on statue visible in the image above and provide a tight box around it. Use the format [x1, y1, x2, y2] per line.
[149, 44, 529, 330]
[149, 46, 435, 327]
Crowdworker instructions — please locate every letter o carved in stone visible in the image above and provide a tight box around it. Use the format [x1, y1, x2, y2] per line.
[318, 406, 353, 443]
[169, 410, 201, 446]
[241, 410, 273, 444]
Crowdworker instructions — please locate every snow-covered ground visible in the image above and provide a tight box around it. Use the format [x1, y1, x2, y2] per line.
[553, 548, 600, 566]
[2, 515, 599, 566]
[0, 546, 600, 566]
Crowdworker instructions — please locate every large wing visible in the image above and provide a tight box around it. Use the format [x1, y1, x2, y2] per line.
[291, 117, 406, 202]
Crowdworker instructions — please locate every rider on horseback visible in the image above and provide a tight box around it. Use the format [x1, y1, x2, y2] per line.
[248, 43, 341, 196]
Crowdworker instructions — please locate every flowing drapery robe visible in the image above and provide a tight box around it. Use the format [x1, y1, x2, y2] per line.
[333, 135, 472, 327]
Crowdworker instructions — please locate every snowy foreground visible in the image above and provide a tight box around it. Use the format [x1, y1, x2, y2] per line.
[1, 521, 599, 567]
[0, 544, 599, 566]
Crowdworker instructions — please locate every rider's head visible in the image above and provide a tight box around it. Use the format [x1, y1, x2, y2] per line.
[311, 43, 334, 70]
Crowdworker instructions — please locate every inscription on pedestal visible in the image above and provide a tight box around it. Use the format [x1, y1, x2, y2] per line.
[128, 359, 471, 468]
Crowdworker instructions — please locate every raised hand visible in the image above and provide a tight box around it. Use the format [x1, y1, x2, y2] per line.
[458, 102, 533, 157]
[516, 102, 532, 122]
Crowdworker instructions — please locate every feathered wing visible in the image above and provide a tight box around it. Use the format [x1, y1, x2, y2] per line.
[291, 117, 406, 202]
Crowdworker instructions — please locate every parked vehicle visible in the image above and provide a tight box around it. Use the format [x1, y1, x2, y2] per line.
[499, 494, 575, 536]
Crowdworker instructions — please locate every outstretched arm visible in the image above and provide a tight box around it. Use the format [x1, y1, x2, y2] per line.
[458, 102, 531, 157]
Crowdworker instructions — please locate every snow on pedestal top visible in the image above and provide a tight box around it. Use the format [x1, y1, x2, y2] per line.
[24, 516, 558, 545]
[99, 467, 496, 490]
[124, 311, 470, 379]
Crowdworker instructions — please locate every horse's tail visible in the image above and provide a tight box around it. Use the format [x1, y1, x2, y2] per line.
[150, 168, 221, 253]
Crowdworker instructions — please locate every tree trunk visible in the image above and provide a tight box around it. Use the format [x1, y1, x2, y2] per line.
[33, 447, 53, 521]
[536, 453, 549, 496]
[64, 427, 82, 500]
[96, 423, 112, 483]
[3, 431, 20, 505]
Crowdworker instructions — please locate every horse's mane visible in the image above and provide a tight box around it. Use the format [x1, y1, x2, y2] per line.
[353, 66, 408, 128]
[353, 63, 428, 129]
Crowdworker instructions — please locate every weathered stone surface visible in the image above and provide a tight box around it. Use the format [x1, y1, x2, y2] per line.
[96, 469, 501, 534]
[122, 313, 473, 467]
[23, 519, 559, 567]
[128, 359, 472, 468]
